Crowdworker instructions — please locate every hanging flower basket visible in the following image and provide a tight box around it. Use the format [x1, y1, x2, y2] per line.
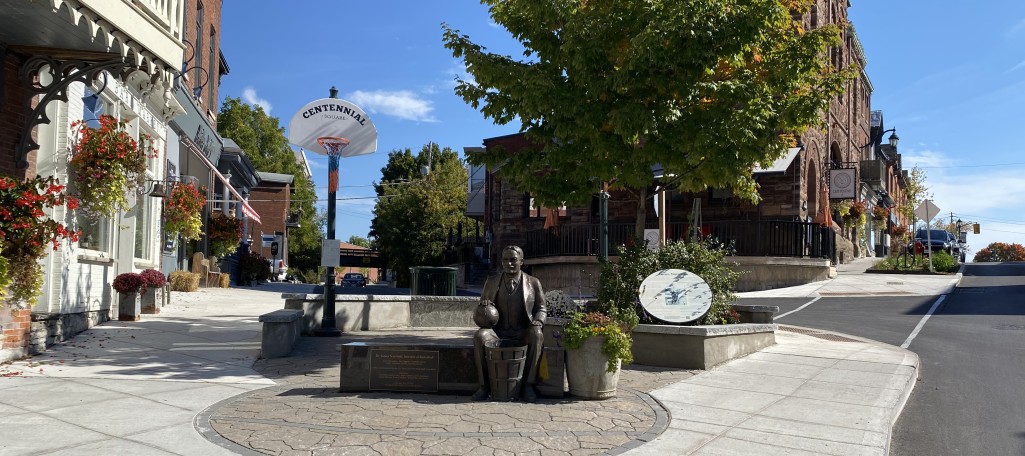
[164, 182, 206, 240]
[207, 212, 243, 257]
[0, 176, 79, 306]
[70, 115, 155, 216]
[872, 205, 889, 221]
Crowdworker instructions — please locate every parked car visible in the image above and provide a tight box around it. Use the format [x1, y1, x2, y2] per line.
[912, 229, 959, 255]
[341, 272, 368, 287]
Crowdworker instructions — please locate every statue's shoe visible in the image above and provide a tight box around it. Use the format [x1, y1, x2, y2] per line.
[471, 387, 490, 401]
[522, 385, 538, 403]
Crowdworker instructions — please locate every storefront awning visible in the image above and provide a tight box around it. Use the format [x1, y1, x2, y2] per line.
[753, 147, 802, 174]
[182, 137, 261, 224]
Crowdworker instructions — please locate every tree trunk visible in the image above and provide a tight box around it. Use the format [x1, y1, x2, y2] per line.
[634, 185, 648, 241]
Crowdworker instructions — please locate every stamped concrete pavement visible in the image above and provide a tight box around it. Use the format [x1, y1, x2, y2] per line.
[0, 265, 925, 455]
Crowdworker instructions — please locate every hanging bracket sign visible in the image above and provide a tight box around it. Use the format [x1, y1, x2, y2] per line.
[638, 269, 713, 323]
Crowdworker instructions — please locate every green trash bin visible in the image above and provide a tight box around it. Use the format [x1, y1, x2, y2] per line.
[409, 266, 457, 296]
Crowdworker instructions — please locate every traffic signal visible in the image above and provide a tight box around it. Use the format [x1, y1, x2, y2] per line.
[973, 223, 980, 234]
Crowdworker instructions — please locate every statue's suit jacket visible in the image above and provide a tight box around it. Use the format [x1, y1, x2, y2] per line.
[481, 272, 547, 325]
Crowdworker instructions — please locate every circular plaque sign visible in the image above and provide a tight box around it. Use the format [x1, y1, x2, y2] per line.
[638, 269, 712, 323]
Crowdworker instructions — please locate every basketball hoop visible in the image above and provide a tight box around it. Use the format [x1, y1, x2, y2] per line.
[317, 136, 350, 157]
[318, 137, 350, 192]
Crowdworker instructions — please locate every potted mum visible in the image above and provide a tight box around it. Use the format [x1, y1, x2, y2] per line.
[139, 269, 167, 314]
[164, 182, 206, 241]
[561, 306, 635, 399]
[70, 116, 154, 216]
[112, 272, 145, 321]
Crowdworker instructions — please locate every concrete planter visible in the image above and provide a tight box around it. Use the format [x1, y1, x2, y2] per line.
[117, 292, 141, 321]
[546, 318, 775, 370]
[141, 288, 159, 314]
[631, 323, 776, 369]
[565, 336, 620, 400]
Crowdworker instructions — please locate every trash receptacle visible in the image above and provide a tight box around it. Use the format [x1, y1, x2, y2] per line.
[409, 266, 457, 296]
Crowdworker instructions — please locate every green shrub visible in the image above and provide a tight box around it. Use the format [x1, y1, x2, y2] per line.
[597, 238, 741, 326]
[931, 250, 959, 273]
[169, 271, 200, 292]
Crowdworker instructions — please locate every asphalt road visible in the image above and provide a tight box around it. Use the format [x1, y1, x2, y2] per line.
[742, 262, 1025, 455]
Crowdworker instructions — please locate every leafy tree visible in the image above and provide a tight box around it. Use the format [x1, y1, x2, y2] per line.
[371, 143, 472, 286]
[217, 97, 321, 273]
[973, 243, 1025, 262]
[896, 166, 929, 237]
[347, 235, 370, 248]
[444, 0, 852, 237]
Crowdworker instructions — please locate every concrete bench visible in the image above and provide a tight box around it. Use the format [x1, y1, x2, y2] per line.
[259, 309, 304, 358]
[339, 341, 565, 397]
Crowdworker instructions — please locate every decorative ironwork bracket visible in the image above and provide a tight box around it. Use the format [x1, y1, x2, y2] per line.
[16, 54, 137, 170]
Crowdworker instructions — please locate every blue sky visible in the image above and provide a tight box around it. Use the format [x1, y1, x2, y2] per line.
[220, 1, 1025, 257]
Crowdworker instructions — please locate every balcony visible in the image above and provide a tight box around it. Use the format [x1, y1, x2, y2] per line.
[860, 159, 887, 192]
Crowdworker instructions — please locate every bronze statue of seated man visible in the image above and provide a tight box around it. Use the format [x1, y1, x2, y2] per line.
[472, 245, 546, 402]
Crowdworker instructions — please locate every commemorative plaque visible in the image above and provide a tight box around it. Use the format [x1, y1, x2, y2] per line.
[368, 349, 440, 392]
[638, 269, 713, 323]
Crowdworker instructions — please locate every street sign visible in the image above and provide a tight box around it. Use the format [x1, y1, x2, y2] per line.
[914, 200, 941, 222]
[262, 234, 275, 248]
[321, 239, 341, 267]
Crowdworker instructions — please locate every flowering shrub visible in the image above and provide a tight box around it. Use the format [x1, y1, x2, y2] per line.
[207, 213, 242, 256]
[140, 269, 167, 289]
[164, 183, 206, 240]
[973, 242, 1025, 262]
[70, 116, 154, 216]
[112, 272, 145, 293]
[0, 175, 80, 305]
[891, 224, 908, 239]
[544, 290, 581, 319]
[561, 311, 633, 373]
[239, 250, 271, 284]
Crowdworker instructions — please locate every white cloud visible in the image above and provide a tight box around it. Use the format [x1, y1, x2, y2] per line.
[1004, 58, 1025, 74]
[446, 60, 475, 88]
[897, 148, 1025, 255]
[345, 90, 437, 122]
[1005, 18, 1025, 38]
[488, 21, 502, 29]
[901, 148, 957, 170]
[242, 87, 272, 114]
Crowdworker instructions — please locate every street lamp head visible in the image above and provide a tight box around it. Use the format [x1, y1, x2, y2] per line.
[888, 130, 899, 148]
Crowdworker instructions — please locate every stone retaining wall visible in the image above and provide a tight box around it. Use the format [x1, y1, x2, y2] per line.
[282, 294, 478, 334]
[29, 310, 109, 355]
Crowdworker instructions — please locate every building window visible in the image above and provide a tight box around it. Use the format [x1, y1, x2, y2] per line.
[208, 26, 217, 108]
[525, 195, 566, 218]
[194, 2, 204, 100]
[76, 85, 113, 253]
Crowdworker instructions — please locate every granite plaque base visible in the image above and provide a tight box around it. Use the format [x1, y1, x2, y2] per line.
[369, 349, 440, 392]
[340, 342, 477, 394]
[340, 342, 568, 397]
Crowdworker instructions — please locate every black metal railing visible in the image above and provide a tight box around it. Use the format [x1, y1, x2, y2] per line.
[523, 220, 836, 262]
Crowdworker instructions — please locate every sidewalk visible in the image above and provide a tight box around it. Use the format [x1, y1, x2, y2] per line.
[737, 257, 961, 298]
[0, 264, 933, 455]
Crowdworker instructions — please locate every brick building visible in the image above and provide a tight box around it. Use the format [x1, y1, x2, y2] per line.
[466, 1, 909, 294]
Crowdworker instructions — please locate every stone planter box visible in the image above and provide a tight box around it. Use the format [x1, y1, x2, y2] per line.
[544, 318, 775, 370]
[631, 323, 776, 369]
[118, 291, 141, 321]
[141, 288, 159, 314]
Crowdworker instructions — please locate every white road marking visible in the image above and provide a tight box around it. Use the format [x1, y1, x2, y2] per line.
[901, 295, 947, 349]
[775, 297, 822, 320]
